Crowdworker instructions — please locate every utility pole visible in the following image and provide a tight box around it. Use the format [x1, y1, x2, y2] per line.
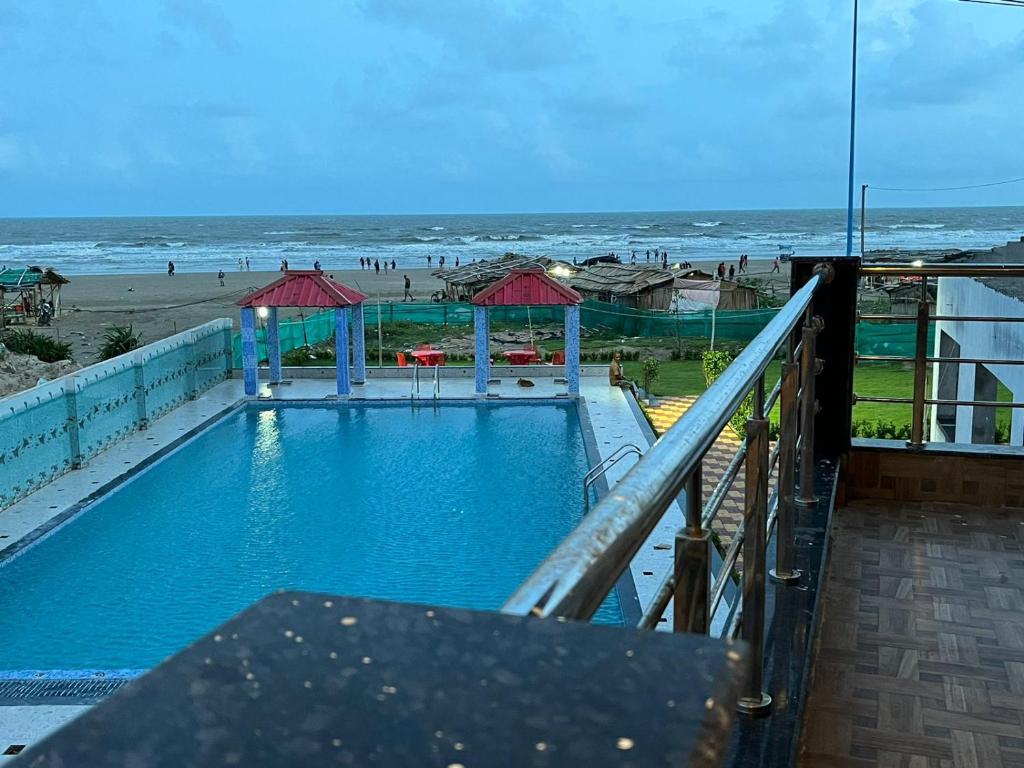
[860, 184, 867, 258]
[845, 0, 860, 257]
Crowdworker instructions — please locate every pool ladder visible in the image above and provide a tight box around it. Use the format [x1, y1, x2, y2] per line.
[582, 443, 643, 511]
[410, 364, 441, 401]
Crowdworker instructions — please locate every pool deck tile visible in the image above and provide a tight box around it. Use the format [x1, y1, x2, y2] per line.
[0, 706, 90, 764]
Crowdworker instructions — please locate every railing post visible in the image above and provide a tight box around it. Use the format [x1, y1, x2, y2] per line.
[797, 313, 819, 506]
[908, 278, 930, 449]
[770, 362, 801, 584]
[737, 417, 772, 717]
[674, 462, 709, 634]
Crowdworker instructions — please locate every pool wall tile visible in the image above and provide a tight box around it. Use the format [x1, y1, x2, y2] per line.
[0, 320, 232, 510]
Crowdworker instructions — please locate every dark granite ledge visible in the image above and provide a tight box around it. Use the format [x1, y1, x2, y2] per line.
[727, 460, 839, 768]
[19, 592, 749, 767]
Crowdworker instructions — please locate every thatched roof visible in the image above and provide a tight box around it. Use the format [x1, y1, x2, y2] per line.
[434, 254, 561, 288]
[566, 264, 675, 296]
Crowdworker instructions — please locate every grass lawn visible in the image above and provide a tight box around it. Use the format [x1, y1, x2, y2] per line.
[637, 358, 1012, 434]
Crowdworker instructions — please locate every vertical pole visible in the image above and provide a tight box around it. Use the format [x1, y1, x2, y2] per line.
[710, 306, 717, 351]
[770, 362, 801, 584]
[352, 303, 367, 385]
[133, 351, 149, 430]
[335, 308, 351, 396]
[859, 184, 867, 258]
[797, 311, 819, 506]
[376, 294, 383, 368]
[65, 378, 82, 469]
[241, 307, 258, 396]
[674, 463, 710, 634]
[752, 373, 765, 420]
[737, 417, 772, 717]
[845, 0, 859, 257]
[267, 307, 282, 385]
[474, 305, 490, 396]
[908, 278, 930, 449]
[565, 304, 581, 396]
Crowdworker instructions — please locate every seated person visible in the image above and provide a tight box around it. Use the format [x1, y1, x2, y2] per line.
[608, 352, 636, 392]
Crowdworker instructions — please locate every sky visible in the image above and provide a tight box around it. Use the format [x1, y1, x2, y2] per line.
[0, 0, 1023, 217]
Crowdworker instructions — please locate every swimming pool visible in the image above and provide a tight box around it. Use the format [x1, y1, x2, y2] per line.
[0, 401, 623, 672]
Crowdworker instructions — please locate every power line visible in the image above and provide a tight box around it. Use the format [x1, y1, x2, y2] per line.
[870, 176, 1024, 192]
[959, 0, 1024, 7]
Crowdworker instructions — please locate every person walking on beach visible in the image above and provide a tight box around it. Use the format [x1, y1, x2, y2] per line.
[728, 264, 735, 280]
[427, 255, 432, 268]
[314, 259, 321, 271]
[403, 275, 413, 302]
[455, 257, 460, 268]
[383, 260, 388, 275]
[391, 259, 396, 272]
[630, 251, 636, 264]
[717, 262, 726, 280]
[439, 255, 446, 270]
[359, 257, 365, 270]
[238, 258, 244, 271]
[772, 257, 781, 274]
[374, 259, 380, 275]
[646, 249, 650, 262]
[167, 260, 175, 276]
[218, 269, 225, 286]
[245, 257, 251, 271]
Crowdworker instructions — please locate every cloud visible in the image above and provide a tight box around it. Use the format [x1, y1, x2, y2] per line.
[358, 0, 578, 72]
[862, 2, 1024, 107]
[165, 0, 236, 53]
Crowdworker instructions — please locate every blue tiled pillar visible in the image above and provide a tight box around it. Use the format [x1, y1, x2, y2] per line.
[565, 304, 581, 396]
[352, 303, 366, 385]
[474, 306, 490, 396]
[335, 308, 351, 396]
[241, 307, 258, 396]
[267, 307, 282, 384]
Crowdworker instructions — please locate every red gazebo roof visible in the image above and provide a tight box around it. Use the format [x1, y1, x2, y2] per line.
[471, 268, 582, 306]
[237, 270, 368, 308]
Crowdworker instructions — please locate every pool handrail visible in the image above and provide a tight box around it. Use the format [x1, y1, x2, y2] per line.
[501, 270, 826, 623]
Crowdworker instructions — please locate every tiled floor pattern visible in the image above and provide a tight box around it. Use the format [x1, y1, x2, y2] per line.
[799, 500, 1024, 768]
[644, 396, 747, 552]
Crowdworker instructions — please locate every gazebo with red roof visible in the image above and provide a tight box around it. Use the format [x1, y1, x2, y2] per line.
[471, 269, 583, 396]
[237, 270, 368, 397]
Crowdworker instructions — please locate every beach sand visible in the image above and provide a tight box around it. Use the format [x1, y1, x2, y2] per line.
[15, 259, 791, 365]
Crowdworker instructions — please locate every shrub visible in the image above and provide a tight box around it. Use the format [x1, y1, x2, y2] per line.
[851, 419, 913, 440]
[702, 349, 752, 436]
[1, 328, 72, 363]
[98, 325, 142, 361]
[640, 356, 660, 393]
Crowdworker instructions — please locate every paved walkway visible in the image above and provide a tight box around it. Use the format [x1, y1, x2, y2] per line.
[643, 395, 747, 553]
[799, 500, 1024, 768]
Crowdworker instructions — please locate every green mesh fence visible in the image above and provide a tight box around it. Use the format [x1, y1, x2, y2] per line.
[855, 321, 935, 358]
[231, 300, 932, 366]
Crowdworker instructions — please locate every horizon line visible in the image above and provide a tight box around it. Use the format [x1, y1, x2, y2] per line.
[3, 202, 1024, 221]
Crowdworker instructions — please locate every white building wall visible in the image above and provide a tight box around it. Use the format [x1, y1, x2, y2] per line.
[931, 277, 1024, 446]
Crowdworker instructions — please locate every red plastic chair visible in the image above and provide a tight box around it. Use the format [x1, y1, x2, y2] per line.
[396, 352, 408, 367]
[551, 350, 565, 365]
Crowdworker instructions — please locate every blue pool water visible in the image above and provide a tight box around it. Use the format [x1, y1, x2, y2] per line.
[0, 402, 622, 671]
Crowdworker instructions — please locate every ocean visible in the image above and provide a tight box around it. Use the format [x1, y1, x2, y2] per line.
[0, 207, 1021, 275]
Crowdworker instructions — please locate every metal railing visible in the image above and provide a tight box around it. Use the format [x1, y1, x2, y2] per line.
[856, 262, 1024, 448]
[433, 364, 441, 400]
[582, 443, 643, 511]
[502, 264, 833, 717]
[411, 362, 421, 399]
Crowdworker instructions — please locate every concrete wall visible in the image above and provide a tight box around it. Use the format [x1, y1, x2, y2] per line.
[931, 277, 1024, 446]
